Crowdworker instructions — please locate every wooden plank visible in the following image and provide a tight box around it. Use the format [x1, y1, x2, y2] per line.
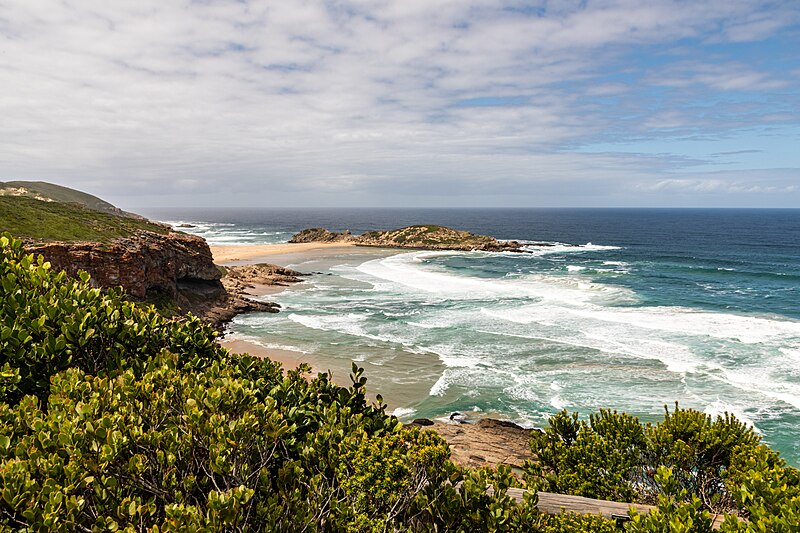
[486, 486, 729, 529]
[535, 490, 655, 518]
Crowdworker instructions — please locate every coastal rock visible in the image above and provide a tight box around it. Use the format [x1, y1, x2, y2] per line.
[23, 233, 308, 330]
[408, 417, 535, 470]
[221, 263, 307, 288]
[8, 183, 300, 331]
[26, 231, 222, 301]
[290, 225, 523, 252]
[197, 263, 307, 329]
[289, 228, 354, 243]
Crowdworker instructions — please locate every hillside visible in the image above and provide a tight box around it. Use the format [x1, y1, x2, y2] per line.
[290, 224, 523, 252]
[0, 180, 140, 217]
[0, 188, 297, 328]
[0, 186, 228, 322]
[0, 195, 169, 243]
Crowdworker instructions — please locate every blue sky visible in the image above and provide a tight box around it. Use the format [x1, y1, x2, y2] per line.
[0, 0, 799, 208]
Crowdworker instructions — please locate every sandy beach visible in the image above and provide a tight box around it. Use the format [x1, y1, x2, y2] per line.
[211, 242, 356, 264]
[220, 338, 314, 372]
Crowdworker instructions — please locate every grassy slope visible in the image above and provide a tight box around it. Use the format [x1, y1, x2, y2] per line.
[0, 180, 136, 217]
[0, 196, 169, 242]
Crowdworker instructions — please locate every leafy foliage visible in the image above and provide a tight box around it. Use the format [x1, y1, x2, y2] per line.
[527, 405, 800, 530]
[526, 409, 646, 502]
[1, 232, 798, 531]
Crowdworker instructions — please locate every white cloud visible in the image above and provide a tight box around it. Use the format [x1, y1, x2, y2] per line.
[0, 0, 798, 207]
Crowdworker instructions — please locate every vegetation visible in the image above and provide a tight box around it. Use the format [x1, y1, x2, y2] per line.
[1, 232, 798, 531]
[0, 181, 134, 216]
[359, 225, 498, 247]
[527, 407, 800, 531]
[0, 196, 169, 242]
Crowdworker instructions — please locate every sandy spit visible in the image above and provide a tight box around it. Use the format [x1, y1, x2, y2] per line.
[211, 242, 356, 264]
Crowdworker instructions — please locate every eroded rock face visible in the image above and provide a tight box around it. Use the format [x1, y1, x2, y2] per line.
[25, 231, 224, 302]
[24, 234, 311, 330]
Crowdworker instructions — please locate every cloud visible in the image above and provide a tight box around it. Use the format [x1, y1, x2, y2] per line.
[0, 0, 798, 207]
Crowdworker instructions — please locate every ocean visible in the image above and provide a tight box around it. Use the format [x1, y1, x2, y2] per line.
[141, 208, 800, 465]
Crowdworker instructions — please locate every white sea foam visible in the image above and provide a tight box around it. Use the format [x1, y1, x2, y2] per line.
[429, 373, 450, 396]
[391, 407, 417, 418]
[355, 251, 637, 306]
[550, 396, 567, 410]
[567, 265, 586, 272]
[261, 245, 800, 431]
[520, 242, 622, 255]
[703, 400, 760, 433]
[287, 312, 371, 338]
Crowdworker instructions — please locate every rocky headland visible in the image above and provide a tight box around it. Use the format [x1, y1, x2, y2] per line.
[24, 234, 308, 329]
[2, 184, 307, 330]
[290, 224, 524, 252]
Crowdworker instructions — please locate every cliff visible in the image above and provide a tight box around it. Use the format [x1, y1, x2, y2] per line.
[25, 230, 225, 306]
[290, 225, 522, 252]
[1, 185, 306, 329]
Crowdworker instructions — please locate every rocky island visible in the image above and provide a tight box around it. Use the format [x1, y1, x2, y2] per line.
[290, 224, 524, 252]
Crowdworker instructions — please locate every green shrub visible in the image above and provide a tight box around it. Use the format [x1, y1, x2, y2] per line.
[2, 232, 799, 531]
[644, 404, 761, 513]
[526, 404, 800, 529]
[526, 409, 646, 502]
[0, 233, 226, 405]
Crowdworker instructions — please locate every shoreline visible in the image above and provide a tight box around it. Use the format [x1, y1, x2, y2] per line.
[210, 241, 537, 470]
[220, 337, 313, 373]
[211, 242, 356, 264]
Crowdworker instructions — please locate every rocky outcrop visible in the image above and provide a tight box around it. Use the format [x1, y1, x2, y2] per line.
[289, 228, 354, 243]
[196, 263, 307, 328]
[289, 225, 523, 252]
[26, 231, 223, 302]
[221, 263, 307, 288]
[26, 234, 310, 329]
[407, 417, 537, 471]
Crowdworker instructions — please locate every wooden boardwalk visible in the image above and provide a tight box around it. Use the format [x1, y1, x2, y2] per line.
[488, 486, 730, 529]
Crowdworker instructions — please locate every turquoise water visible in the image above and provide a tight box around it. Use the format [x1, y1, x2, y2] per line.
[144, 208, 800, 464]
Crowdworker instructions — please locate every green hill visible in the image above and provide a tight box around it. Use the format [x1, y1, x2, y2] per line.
[0, 195, 169, 242]
[0, 180, 139, 217]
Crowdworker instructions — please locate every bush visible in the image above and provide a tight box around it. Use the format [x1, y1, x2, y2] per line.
[526, 409, 646, 502]
[526, 405, 800, 529]
[2, 232, 798, 531]
[0, 233, 226, 406]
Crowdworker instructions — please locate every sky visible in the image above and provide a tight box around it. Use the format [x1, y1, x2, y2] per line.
[1, 0, 799, 208]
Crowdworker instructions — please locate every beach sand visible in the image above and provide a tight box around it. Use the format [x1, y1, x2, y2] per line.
[211, 242, 356, 264]
[220, 338, 313, 373]
[213, 243, 403, 398]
